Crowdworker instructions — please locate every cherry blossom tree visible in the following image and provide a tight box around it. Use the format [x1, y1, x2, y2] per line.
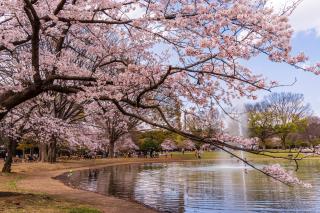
[92, 101, 139, 158]
[0, 93, 99, 171]
[185, 107, 223, 138]
[0, 0, 317, 120]
[201, 143, 213, 151]
[115, 135, 139, 155]
[161, 139, 177, 151]
[0, 101, 39, 172]
[181, 139, 195, 151]
[32, 94, 86, 163]
[0, 0, 318, 186]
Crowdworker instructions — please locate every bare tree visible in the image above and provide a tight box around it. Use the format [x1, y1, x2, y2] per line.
[248, 92, 311, 149]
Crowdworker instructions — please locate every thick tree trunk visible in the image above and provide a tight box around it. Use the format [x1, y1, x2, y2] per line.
[48, 137, 57, 163]
[108, 141, 115, 158]
[103, 145, 107, 158]
[39, 143, 48, 162]
[22, 148, 25, 161]
[2, 139, 16, 173]
[0, 85, 44, 121]
[30, 147, 34, 159]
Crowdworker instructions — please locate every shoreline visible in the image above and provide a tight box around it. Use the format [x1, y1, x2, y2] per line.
[6, 157, 212, 213]
[54, 158, 220, 213]
[2, 153, 319, 212]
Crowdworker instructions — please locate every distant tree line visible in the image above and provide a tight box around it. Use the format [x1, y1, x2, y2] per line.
[246, 92, 320, 149]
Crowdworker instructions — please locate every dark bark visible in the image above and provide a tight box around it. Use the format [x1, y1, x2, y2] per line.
[103, 145, 107, 158]
[30, 147, 34, 158]
[22, 148, 25, 160]
[262, 142, 266, 150]
[2, 139, 17, 173]
[39, 143, 48, 162]
[48, 137, 57, 163]
[0, 80, 89, 122]
[108, 141, 115, 158]
[0, 86, 43, 121]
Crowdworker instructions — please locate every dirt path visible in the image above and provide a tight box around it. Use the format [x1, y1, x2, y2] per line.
[12, 158, 190, 213]
[18, 170, 155, 213]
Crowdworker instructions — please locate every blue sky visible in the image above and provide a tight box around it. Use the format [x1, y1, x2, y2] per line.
[245, 0, 320, 115]
[246, 31, 320, 115]
[151, 1, 320, 115]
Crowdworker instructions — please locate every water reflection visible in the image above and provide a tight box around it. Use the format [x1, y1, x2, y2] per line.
[61, 158, 320, 212]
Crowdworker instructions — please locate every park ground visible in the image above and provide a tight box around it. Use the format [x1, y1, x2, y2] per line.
[0, 151, 317, 213]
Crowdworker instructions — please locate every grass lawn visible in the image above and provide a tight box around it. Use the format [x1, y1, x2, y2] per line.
[170, 150, 318, 161]
[170, 151, 222, 160]
[0, 193, 101, 213]
[0, 172, 102, 213]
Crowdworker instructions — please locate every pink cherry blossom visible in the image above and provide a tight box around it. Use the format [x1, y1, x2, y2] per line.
[161, 139, 177, 151]
[0, 0, 316, 185]
[263, 164, 312, 188]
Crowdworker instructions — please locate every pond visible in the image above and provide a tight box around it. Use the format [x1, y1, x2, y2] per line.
[59, 155, 320, 212]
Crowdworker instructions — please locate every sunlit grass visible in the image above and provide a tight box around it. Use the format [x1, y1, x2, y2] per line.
[169, 150, 319, 161]
[0, 192, 102, 213]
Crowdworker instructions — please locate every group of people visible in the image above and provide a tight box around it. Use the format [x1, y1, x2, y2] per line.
[137, 150, 161, 158]
[1, 153, 38, 163]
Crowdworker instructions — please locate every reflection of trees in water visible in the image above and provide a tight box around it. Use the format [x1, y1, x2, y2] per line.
[133, 163, 186, 212]
[64, 160, 320, 212]
[96, 165, 140, 198]
[243, 170, 314, 210]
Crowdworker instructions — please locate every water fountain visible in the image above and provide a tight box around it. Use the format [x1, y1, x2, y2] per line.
[238, 121, 246, 168]
[238, 116, 248, 210]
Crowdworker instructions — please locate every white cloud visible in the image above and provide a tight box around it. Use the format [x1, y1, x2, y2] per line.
[269, 0, 320, 36]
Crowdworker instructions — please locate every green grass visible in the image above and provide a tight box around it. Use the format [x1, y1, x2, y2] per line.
[0, 192, 102, 213]
[169, 150, 318, 161]
[6, 176, 22, 191]
[170, 151, 222, 160]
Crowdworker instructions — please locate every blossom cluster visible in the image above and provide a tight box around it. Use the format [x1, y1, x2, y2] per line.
[215, 133, 259, 150]
[161, 139, 177, 151]
[262, 164, 312, 188]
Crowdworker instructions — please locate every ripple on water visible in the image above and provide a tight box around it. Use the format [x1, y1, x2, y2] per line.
[60, 160, 320, 213]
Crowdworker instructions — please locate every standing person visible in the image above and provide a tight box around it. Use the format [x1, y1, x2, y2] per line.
[199, 149, 203, 159]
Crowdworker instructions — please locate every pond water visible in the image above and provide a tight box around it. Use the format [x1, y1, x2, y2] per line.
[59, 155, 320, 212]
